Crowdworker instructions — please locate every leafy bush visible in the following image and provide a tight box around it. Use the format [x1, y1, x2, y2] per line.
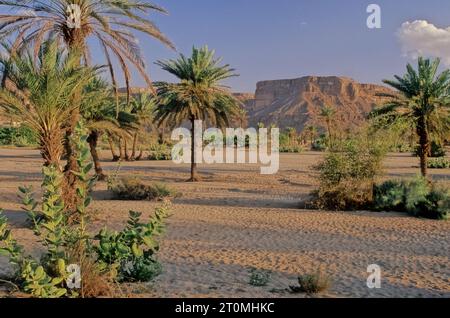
[95, 206, 169, 282]
[428, 157, 450, 169]
[0, 125, 38, 147]
[312, 133, 387, 210]
[312, 134, 328, 151]
[289, 270, 332, 295]
[373, 177, 449, 220]
[109, 177, 176, 201]
[148, 143, 172, 161]
[248, 268, 271, 287]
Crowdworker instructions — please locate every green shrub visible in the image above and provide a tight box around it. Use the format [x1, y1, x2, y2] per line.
[373, 180, 404, 211]
[373, 177, 449, 220]
[109, 177, 176, 201]
[289, 270, 332, 295]
[95, 207, 169, 282]
[248, 268, 271, 287]
[313, 133, 387, 210]
[0, 125, 38, 147]
[148, 143, 172, 161]
[428, 157, 450, 169]
[312, 134, 328, 151]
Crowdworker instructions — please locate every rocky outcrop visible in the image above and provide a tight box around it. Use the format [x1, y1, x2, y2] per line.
[241, 76, 393, 131]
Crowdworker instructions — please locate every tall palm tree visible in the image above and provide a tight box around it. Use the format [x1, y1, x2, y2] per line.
[0, 0, 174, 189]
[372, 57, 450, 177]
[154, 46, 241, 182]
[319, 105, 336, 148]
[0, 41, 99, 167]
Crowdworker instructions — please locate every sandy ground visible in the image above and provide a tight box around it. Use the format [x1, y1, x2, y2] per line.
[0, 149, 449, 298]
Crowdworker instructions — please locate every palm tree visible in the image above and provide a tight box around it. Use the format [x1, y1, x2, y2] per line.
[128, 93, 156, 160]
[372, 57, 450, 177]
[286, 127, 297, 147]
[0, 41, 99, 168]
[0, 0, 174, 189]
[81, 78, 122, 180]
[319, 105, 336, 148]
[305, 125, 318, 148]
[154, 46, 241, 182]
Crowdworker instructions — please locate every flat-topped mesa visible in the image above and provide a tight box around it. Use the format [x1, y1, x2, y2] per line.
[242, 76, 393, 131]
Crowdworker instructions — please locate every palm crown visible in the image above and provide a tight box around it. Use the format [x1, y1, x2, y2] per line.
[0, 0, 174, 97]
[0, 41, 100, 166]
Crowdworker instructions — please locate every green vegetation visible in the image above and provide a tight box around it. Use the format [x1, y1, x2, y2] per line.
[372, 57, 450, 177]
[109, 177, 176, 201]
[0, 123, 170, 297]
[248, 268, 271, 287]
[154, 46, 241, 181]
[428, 157, 450, 169]
[312, 128, 388, 210]
[373, 177, 449, 220]
[0, 41, 99, 167]
[0, 125, 38, 147]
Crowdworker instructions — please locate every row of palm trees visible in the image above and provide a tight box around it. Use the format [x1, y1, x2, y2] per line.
[0, 1, 242, 209]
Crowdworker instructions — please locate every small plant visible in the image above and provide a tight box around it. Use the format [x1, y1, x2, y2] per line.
[109, 177, 176, 201]
[289, 270, 332, 295]
[95, 205, 170, 282]
[0, 125, 38, 147]
[428, 157, 450, 169]
[148, 143, 172, 161]
[248, 268, 271, 287]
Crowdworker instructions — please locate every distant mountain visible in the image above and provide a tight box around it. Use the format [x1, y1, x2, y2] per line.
[238, 76, 394, 132]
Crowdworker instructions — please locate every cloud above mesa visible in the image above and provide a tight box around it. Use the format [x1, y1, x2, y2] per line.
[397, 20, 450, 65]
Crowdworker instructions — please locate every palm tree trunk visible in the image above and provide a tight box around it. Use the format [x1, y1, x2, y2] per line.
[417, 116, 430, 178]
[107, 135, 120, 161]
[188, 117, 199, 182]
[87, 130, 107, 181]
[119, 138, 125, 160]
[124, 138, 130, 161]
[136, 148, 144, 161]
[63, 38, 85, 211]
[130, 132, 138, 161]
[41, 131, 63, 169]
[326, 120, 332, 148]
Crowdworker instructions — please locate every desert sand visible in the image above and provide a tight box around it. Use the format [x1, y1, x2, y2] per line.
[0, 149, 449, 298]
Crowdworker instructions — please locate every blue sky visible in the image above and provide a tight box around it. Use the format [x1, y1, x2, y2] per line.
[140, 0, 450, 92]
[3, 1, 450, 92]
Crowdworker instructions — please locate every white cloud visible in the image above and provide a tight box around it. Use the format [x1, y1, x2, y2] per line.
[397, 20, 450, 65]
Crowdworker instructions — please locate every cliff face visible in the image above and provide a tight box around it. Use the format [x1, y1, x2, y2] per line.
[242, 76, 393, 131]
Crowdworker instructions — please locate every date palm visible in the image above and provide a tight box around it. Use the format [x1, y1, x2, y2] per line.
[319, 105, 336, 148]
[372, 57, 450, 177]
[81, 78, 123, 179]
[0, 41, 99, 167]
[0, 0, 173, 190]
[128, 93, 156, 160]
[154, 46, 241, 182]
